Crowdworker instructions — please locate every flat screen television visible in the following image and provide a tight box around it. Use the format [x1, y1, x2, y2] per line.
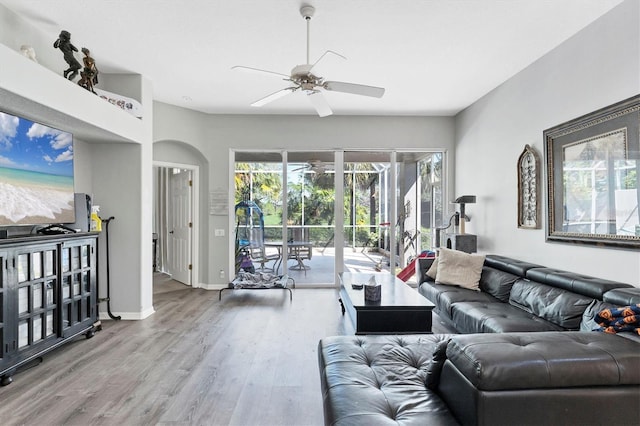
[0, 110, 75, 226]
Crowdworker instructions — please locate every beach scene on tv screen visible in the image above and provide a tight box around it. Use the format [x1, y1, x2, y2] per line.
[0, 111, 74, 226]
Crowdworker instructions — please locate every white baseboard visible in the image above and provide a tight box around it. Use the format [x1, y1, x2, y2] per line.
[200, 283, 227, 290]
[99, 306, 155, 321]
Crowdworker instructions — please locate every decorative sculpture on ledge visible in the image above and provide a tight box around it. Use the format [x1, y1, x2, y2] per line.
[53, 30, 81, 80]
[78, 47, 99, 94]
[20, 45, 38, 63]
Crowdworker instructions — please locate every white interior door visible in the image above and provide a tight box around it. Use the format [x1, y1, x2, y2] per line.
[168, 168, 192, 285]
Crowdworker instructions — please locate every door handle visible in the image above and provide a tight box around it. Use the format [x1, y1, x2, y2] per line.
[169, 230, 174, 234]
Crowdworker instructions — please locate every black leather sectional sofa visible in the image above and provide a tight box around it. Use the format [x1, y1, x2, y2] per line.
[419, 254, 640, 338]
[318, 255, 640, 425]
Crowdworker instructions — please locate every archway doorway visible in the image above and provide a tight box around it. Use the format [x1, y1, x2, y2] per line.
[153, 162, 200, 287]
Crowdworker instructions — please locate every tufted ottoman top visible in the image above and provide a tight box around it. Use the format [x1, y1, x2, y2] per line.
[318, 334, 458, 426]
[446, 331, 640, 390]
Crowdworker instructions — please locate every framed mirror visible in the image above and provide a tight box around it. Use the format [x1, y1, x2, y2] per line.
[544, 95, 640, 249]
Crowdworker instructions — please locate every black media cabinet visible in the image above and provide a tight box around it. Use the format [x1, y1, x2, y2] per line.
[0, 233, 99, 385]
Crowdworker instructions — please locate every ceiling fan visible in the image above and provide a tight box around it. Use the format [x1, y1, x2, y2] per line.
[293, 159, 334, 174]
[232, 5, 385, 117]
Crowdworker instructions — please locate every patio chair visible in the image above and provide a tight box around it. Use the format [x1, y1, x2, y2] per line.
[250, 245, 280, 272]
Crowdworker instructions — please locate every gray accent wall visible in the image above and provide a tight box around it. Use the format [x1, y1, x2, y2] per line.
[455, 0, 639, 284]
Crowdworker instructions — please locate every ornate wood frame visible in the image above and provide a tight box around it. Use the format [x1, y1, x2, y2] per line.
[517, 144, 540, 229]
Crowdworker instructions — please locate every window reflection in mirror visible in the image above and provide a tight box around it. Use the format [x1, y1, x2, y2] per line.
[562, 129, 637, 237]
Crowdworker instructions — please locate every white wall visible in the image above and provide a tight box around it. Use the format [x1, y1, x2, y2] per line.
[455, 0, 640, 285]
[0, 4, 61, 73]
[153, 108, 456, 285]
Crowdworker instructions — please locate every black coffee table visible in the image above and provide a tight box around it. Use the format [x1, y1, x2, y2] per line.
[339, 272, 435, 334]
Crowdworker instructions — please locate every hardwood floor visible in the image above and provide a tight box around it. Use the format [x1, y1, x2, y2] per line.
[0, 274, 454, 426]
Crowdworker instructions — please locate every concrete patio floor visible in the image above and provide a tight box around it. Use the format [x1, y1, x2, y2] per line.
[259, 247, 420, 287]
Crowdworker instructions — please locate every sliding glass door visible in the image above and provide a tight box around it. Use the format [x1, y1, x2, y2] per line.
[286, 152, 336, 284]
[234, 152, 284, 278]
[342, 151, 392, 275]
[233, 150, 445, 286]
[234, 151, 337, 286]
[343, 151, 445, 284]
[396, 152, 444, 282]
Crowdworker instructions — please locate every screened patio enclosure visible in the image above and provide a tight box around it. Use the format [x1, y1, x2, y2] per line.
[233, 150, 445, 286]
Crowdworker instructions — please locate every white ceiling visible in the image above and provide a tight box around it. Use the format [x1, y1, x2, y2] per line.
[0, 0, 624, 117]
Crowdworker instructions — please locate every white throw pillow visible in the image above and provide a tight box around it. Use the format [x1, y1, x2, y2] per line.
[435, 248, 485, 291]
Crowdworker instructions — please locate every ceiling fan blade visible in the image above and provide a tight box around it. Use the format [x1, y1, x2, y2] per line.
[231, 65, 290, 79]
[251, 87, 296, 107]
[309, 50, 347, 73]
[307, 91, 333, 117]
[324, 81, 385, 98]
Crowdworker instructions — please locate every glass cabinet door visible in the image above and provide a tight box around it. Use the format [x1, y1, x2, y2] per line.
[15, 246, 58, 352]
[60, 240, 96, 338]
